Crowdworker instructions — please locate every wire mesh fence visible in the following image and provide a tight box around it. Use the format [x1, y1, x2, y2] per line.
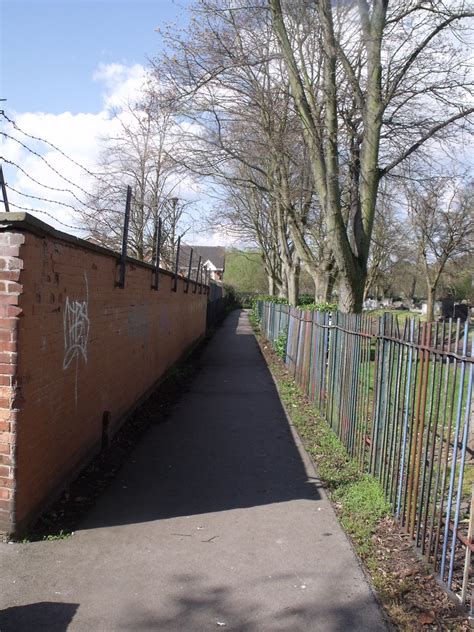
[258, 300, 473, 610]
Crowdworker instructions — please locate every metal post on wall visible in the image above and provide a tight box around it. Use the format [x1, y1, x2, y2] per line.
[199, 263, 204, 294]
[0, 165, 10, 213]
[117, 185, 132, 289]
[172, 235, 181, 292]
[193, 256, 201, 294]
[185, 247, 193, 293]
[152, 217, 162, 291]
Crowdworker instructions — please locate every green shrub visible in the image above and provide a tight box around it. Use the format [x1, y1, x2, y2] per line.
[250, 295, 289, 325]
[297, 293, 315, 306]
[273, 327, 288, 360]
[299, 301, 337, 312]
[254, 295, 289, 305]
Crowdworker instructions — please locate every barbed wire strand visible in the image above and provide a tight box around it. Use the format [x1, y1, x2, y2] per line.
[5, 183, 124, 218]
[8, 197, 132, 247]
[1, 158, 126, 217]
[0, 111, 106, 183]
[1, 131, 99, 200]
[8, 201, 88, 232]
[1, 156, 93, 206]
[6, 183, 90, 215]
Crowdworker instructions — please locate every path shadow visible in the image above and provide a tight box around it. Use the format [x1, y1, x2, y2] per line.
[81, 310, 321, 529]
[115, 573, 385, 631]
[0, 602, 79, 631]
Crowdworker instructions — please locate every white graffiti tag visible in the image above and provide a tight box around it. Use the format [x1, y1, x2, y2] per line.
[63, 276, 90, 370]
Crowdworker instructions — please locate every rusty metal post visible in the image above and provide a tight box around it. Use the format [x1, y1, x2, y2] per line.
[0, 165, 10, 213]
[199, 263, 204, 294]
[185, 247, 193, 293]
[434, 319, 460, 572]
[172, 235, 181, 292]
[407, 323, 430, 537]
[193, 256, 201, 294]
[117, 185, 132, 289]
[152, 217, 162, 291]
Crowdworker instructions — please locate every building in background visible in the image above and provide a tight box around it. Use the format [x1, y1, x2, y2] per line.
[180, 245, 226, 282]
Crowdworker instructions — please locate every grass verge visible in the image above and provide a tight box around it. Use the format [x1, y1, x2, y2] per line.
[253, 322, 470, 631]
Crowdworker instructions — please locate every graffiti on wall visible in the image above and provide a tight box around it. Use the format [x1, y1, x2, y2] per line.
[63, 275, 90, 368]
[63, 273, 90, 403]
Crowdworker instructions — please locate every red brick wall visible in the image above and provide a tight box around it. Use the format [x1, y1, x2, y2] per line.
[0, 216, 208, 535]
[0, 231, 24, 533]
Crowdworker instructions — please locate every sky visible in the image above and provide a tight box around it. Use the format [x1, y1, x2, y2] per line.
[1, 0, 184, 114]
[0, 0, 229, 245]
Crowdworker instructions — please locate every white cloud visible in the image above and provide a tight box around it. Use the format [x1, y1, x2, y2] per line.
[93, 63, 149, 113]
[2, 108, 113, 233]
[197, 230, 241, 248]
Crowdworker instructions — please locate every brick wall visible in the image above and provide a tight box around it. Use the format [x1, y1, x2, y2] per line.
[0, 231, 24, 533]
[0, 213, 209, 535]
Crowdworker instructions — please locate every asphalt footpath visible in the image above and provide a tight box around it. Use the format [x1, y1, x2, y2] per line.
[0, 310, 388, 631]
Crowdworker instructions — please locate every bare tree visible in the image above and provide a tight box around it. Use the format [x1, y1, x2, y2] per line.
[82, 99, 187, 264]
[151, 0, 331, 304]
[269, 0, 473, 311]
[364, 181, 411, 301]
[217, 177, 286, 296]
[408, 177, 473, 321]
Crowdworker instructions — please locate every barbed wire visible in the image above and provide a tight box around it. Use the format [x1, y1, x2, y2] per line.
[5, 183, 125, 220]
[1, 158, 126, 218]
[0, 111, 106, 183]
[0, 157, 92, 206]
[0, 131, 99, 200]
[0, 115, 174, 245]
[6, 183, 89, 216]
[7, 201, 88, 232]
[0, 122, 171, 229]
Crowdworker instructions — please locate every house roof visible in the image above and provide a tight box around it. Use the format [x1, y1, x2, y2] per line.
[180, 245, 226, 270]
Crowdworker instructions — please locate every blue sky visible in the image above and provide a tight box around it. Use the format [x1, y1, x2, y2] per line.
[1, 0, 188, 114]
[0, 1, 229, 245]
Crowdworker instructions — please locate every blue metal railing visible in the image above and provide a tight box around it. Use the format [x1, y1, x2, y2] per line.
[258, 300, 473, 610]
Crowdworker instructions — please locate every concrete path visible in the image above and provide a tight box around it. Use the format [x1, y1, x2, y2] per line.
[0, 310, 387, 631]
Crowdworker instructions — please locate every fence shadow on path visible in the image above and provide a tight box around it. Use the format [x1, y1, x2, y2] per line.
[116, 572, 381, 631]
[81, 310, 321, 530]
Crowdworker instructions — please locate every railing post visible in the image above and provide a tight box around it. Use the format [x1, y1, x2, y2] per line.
[185, 247, 193, 294]
[152, 217, 162, 291]
[172, 235, 181, 292]
[0, 165, 10, 213]
[193, 256, 201, 294]
[117, 185, 132, 289]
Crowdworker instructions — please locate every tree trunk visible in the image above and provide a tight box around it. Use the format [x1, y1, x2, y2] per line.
[338, 274, 365, 313]
[409, 275, 417, 301]
[426, 285, 436, 323]
[326, 271, 336, 303]
[267, 275, 276, 296]
[313, 268, 336, 303]
[278, 273, 288, 300]
[287, 262, 300, 306]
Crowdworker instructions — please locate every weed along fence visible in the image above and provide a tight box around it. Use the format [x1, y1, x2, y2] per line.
[0, 212, 223, 536]
[258, 300, 474, 609]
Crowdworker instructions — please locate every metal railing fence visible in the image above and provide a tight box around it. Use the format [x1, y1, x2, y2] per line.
[258, 301, 473, 609]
